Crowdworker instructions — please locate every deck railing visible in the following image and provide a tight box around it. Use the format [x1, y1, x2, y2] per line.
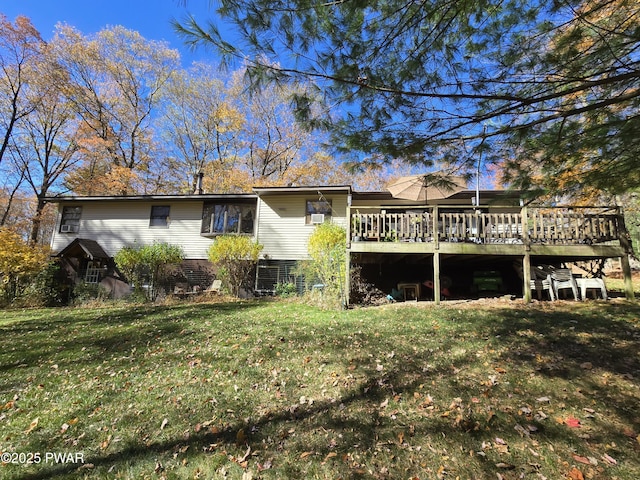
[349, 206, 622, 245]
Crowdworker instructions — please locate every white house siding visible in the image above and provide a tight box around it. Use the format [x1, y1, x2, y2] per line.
[256, 193, 348, 261]
[50, 200, 215, 259]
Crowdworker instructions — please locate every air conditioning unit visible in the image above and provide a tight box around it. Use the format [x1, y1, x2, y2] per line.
[310, 213, 325, 224]
[60, 224, 76, 233]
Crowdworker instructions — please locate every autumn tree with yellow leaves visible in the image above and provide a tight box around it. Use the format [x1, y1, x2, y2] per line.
[0, 228, 50, 303]
[52, 25, 180, 195]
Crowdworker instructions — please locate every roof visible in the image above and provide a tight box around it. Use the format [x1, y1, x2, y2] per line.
[44, 187, 524, 204]
[44, 193, 257, 203]
[56, 238, 110, 260]
[252, 185, 352, 196]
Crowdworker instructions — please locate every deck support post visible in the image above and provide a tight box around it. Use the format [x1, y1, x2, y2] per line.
[523, 250, 532, 303]
[345, 203, 351, 307]
[433, 251, 441, 305]
[621, 254, 635, 300]
[521, 206, 533, 302]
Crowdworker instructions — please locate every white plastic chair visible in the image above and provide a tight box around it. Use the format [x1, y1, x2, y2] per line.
[576, 277, 608, 300]
[550, 269, 579, 300]
[529, 266, 555, 300]
[530, 276, 555, 300]
[205, 279, 223, 295]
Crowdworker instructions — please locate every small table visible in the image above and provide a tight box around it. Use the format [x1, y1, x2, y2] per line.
[575, 278, 607, 300]
[397, 282, 420, 301]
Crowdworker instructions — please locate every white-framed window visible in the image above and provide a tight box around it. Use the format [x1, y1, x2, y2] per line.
[60, 206, 81, 233]
[201, 202, 255, 235]
[150, 205, 170, 227]
[306, 199, 332, 224]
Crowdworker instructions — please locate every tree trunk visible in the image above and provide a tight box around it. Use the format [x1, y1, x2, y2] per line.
[29, 197, 46, 244]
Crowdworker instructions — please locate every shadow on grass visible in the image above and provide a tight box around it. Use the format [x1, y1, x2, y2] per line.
[6, 301, 640, 479]
[0, 300, 264, 389]
[475, 302, 640, 438]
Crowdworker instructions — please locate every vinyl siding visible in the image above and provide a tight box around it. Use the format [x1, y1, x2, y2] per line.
[256, 193, 348, 260]
[50, 200, 215, 259]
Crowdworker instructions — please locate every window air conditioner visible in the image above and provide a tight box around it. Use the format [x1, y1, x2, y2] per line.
[61, 224, 75, 233]
[310, 213, 325, 224]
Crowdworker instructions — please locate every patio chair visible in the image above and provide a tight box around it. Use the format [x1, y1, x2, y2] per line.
[205, 279, 223, 295]
[550, 268, 579, 300]
[530, 276, 555, 301]
[576, 277, 608, 301]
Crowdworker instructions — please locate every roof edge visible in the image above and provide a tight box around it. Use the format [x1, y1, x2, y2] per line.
[44, 193, 258, 203]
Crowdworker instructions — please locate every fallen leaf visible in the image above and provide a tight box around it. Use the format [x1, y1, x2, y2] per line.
[242, 471, 253, 480]
[160, 418, 169, 430]
[495, 462, 515, 469]
[572, 454, 591, 465]
[100, 434, 112, 450]
[60, 423, 70, 434]
[300, 451, 313, 459]
[238, 446, 251, 463]
[565, 417, 582, 428]
[514, 423, 530, 436]
[25, 417, 39, 435]
[323, 452, 337, 463]
[568, 467, 584, 480]
[602, 453, 617, 465]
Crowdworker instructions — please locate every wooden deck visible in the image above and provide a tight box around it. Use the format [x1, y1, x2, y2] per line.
[345, 205, 634, 303]
[349, 206, 623, 247]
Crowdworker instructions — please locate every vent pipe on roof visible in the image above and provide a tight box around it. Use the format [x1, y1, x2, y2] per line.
[195, 172, 204, 195]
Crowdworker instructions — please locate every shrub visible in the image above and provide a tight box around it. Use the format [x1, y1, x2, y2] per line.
[71, 281, 109, 306]
[275, 281, 298, 297]
[0, 228, 50, 305]
[208, 236, 263, 297]
[19, 262, 68, 307]
[114, 242, 184, 300]
[304, 223, 347, 308]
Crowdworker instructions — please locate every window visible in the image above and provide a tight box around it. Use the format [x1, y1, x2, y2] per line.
[201, 202, 255, 235]
[150, 205, 170, 227]
[306, 199, 332, 224]
[60, 206, 81, 233]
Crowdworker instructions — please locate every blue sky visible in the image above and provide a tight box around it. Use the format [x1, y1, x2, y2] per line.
[0, 0, 219, 65]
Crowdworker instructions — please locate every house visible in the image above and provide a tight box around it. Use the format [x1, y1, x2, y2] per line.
[46, 183, 635, 303]
[46, 187, 350, 298]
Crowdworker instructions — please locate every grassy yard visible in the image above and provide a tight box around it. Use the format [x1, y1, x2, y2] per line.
[0, 298, 639, 479]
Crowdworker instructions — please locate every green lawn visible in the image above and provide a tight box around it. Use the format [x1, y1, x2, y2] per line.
[1, 298, 639, 479]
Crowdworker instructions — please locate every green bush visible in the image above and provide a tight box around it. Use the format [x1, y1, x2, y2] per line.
[72, 281, 109, 305]
[18, 262, 68, 307]
[275, 281, 298, 297]
[304, 223, 346, 308]
[114, 242, 184, 300]
[208, 235, 263, 297]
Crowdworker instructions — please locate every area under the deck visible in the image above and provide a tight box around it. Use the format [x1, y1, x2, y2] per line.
[350, 252, 623, 302]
